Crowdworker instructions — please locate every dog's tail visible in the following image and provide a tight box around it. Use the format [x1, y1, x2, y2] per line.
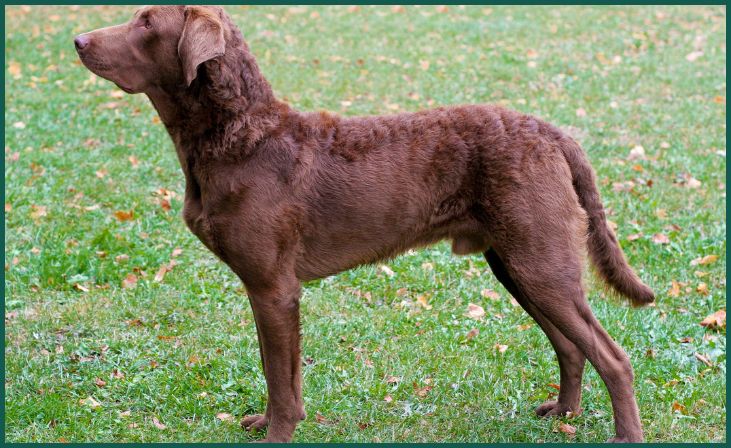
[560, 137, 655, 306]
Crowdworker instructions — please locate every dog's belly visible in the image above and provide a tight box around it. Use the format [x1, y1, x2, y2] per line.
[294, 209, 490, 281]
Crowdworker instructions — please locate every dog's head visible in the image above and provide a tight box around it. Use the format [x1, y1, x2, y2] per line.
[74, 5, 231, 94]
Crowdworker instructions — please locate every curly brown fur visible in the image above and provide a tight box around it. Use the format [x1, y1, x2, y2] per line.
[75, 6, 653, 443]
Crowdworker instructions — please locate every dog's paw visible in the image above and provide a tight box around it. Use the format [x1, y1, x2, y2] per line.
[607, 435, 643, 443]
[535, 400, 579, 417]
[241, 414, 269, 432]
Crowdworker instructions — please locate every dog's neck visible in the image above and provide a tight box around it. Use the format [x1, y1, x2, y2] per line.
[144, 44, 288, 163]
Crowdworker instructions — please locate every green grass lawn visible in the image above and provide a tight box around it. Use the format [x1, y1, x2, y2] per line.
[4, 5, 726, 443]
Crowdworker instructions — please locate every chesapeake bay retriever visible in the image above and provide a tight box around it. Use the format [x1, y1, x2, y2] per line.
[75, 5, 655, 442]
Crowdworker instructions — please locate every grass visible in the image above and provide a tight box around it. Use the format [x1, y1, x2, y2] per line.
[4, 5, 726, 443]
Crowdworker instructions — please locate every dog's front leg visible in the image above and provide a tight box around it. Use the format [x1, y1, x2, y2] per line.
[242, 276, 305, 442]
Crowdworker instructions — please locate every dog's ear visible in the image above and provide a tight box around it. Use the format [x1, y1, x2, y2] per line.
[178, 6, 226, 86]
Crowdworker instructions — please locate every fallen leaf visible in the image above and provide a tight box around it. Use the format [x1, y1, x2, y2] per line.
[152, 416, 166, 430]
[413, 382, 433, 398]
[691, 255, 718, 266]
[626, 233, 643, 241]
[30, 205, 47, 219]
[465, 328, 479, 341]
[628, 145, 646, 161]
[384, 394, 393, 403]
[114, 210, 134, 221]
[668, 280, 681, 297]
[685, 51, 703, 62]
[548, 383, 561, 391]
[575, 108, 587, 117]
[481, 289, 500, 300]
[216, 412, 234, 422]
[112, 369, 125, 379]
[13, 121, 25, 129]
[128, 156, 139, 168]
[559, 422, 576, 436]
[121, 273, 138, 289]
[436, 5, 449, 13]
[416, 294, 432, 310]
[694, 353, 713, 367]
[94, 378, 106, 387]
[686, 177, 702, 189]
[419, 60, 430, 71]
[159, 198, 171, 212]
[4, 203, 11, 213]
[171, 248, 183, 258]
[119, 410, 131, 417]
[517, 323, 532, 331]
[79, 396, 101, 409]
[651, 233, 670, 244]
[696, 282, 710, 296]
[378, 264, 395, 277]
[154, 263, 173, 282]
[315, 412, 332, 425]
[700, 310, 725, 329]
[494, 344, 508, 353]
[465, 303, 485, 320]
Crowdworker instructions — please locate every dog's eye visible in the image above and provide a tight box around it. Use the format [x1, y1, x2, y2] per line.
[143, 19, 152, 29]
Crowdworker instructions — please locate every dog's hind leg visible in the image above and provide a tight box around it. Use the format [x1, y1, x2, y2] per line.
[490, 242, 643, 442]
[485, 248, 585, 417]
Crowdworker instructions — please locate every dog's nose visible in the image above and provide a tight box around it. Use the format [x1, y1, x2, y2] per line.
[74, 34, 90, 51]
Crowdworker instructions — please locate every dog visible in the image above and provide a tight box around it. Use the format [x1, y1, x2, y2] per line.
[75, 5, 654, 442]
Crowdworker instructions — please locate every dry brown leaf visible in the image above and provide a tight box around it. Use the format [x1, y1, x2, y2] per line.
[171, 248, 183, 258]
[315, 412, 331, 425]
[30, 205, 47, 219]
[383, 394, 393, 403]
[378, 264, 395, 277]
[694, 353, 712, 367]
[4, 203, 11, 213]
[628, 145, 646, 161]
[114, 210, 134, 221]
[416, 294, 432, 310]
[79, 396, 101, 409]
[121, 273, 138, 289]
[94, 378, 106, 387]
[159, 198, 171, 212]
[152, 416, 166, 430]
[413, 382, 433, 398]
[626, 233, 642, 241]
[385, 375, 401, 384]
[128, 156, 139, 167]
[494, 343, 508, 353]
[700, 310, 725, 330]
[691, 255, 718, 266]
[436, 5, 449, 13]
[216, 412, 234, 422]
[112, 369, 125, 379]
[696, 282, 710, 296]
[559, 422, 576, 436]
[465, 328, 479, 341]
[481, 289, 500, 300]
[465, 303, 485, 320]
[672, 401, 688, 414]
[651, 233, 670, 245]
[668, 280, 681, 297]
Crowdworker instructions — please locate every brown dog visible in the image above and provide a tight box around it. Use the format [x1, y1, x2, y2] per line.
[75, 5, 654, 442]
